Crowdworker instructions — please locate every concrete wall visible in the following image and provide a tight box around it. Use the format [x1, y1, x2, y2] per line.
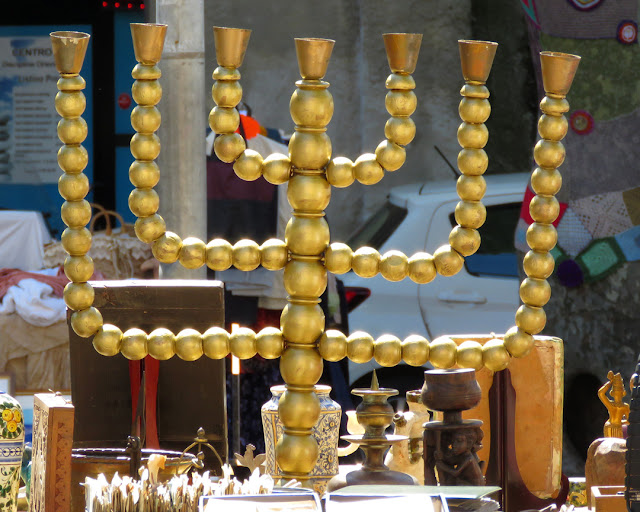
[203, 1, 533, 240]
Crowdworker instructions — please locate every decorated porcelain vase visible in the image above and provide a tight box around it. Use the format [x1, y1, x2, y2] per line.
[0, 393, 24, 512]
[261, 385, 341, 494]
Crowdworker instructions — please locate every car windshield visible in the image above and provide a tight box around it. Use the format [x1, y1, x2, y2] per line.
[347, 201, 408, 250]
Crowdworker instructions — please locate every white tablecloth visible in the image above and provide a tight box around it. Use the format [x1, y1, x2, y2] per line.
[0, 210, 51, 271]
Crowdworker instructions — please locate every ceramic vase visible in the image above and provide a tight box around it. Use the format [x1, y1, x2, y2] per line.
[261, 385, 341, 494]
[0, 392, 24, 512]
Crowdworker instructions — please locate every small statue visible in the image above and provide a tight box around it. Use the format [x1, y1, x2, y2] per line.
[427, 428, 485, 486]
[598, 371, 629, 438]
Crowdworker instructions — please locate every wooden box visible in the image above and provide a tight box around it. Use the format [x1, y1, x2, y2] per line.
[592, 486, 626, 512]
[30, 393, 74, 512]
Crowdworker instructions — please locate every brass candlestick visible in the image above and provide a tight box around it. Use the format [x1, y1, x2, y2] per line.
[327, 372, 417, 491]
[51, 25, 579, 484]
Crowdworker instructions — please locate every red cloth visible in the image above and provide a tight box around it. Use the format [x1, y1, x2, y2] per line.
[519, 185, 568, 227]
[237, 114, 261, 140]
[0, 267, 104, 299]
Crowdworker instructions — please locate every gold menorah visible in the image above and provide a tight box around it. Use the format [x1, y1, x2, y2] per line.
[50, 24, 579, 484]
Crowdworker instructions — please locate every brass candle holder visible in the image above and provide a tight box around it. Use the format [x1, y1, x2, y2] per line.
[327, 372, 417, 492]
[51, 24, 579, 484]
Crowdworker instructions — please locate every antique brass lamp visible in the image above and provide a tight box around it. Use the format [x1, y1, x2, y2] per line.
[50, 24, 579, 485]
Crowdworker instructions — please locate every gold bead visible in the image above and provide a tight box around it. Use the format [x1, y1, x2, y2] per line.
[449, 226, 480, 257]
[529, 195, 559, 224]
[384, 117, 416, 146]
[59, 173, 89, 201]
[130, 133, 161, 161]
[457, 122, 489, 149]
[64, 255, 94, 282]
[256, 327, 284, 359]
[460, 84, 489, 99]
[385, 73, 416, 90]
[354, 153, 384, 185]
[276, 433, 318, 474]
[121, 328, 149, 361]
[148, 327, 176, 360]
[176, 328, 203, 361]
[503, 326, 535, 358]
[526, 222, 557, 252]
[212, 80, 242, 108]
[379, 250, 409, 282]
[482, 338, 510, 371]
[385, 90, 417, 116]
[402, 335, 429, 366]
[57, 75, 86, 92]
[280, 346, 323, 385]
[352, 247, 380, 278]
[523, 250, 555, 279]
[134, 214, 166, 243]
[284, 259, 327, 298]
[540, 96, 569, 115]
[263, 153, 292, 185]
[203, 327, 230, 359]
[429, 336, 457, 369]
[287, 174, 331, 211]
[281, 303, 325, 344]
[152, 231, 182, 264]
[433, 244, 464, 277]
[233, 149, 263, 181]
[520, 277, 551, 307]
[61, 227, 92, 256]
[208, 106, 240, 134]
[318, 330, 347, 362]
[515, 304, 546, 335]
[233, 239, 261, 271]
[456, 340, 484, 371]
[534, 140, 565, 169]
[214, 133, 246, 163]
[129, 188, 160, 218]
[531, 167, 562, 196]
[455, 200, 486, 229]
[55, 90, 86, 117]
[289, 131, 332, 170]
[206, 238, 233, 271]
[374, 335, 402, 367]
[375, 140, 406, 172]
[130, 105, 161, 134]
[325, 242, 353, 275]
[229, 327, 257, 359]
[538, 114, 568, 142]
[279, 390, 321, 429]
[57, 118, 88, 145]
[131, 64, 161, 81]
[61, 200, 91, 228]
[132, 80, 162, 106]
[71, 307, 103, 338]
[347, 331, 374, 364]
[459, 97, 491, 124]
[261, 239, 288, 270]
[290, 88, 334, 128]
[457, 148, 488, 176]
[285, 216, 330, 256]
[129, 161, 160, 189]
[456, 175, 486, 201]
[179, 237, 206, 269]
[408, 252, 436, 284]
[93, 324, 122, 357]
[64, 282, 94, 311]
[58, 145, 88, 174]
[326, 157, 354, 188]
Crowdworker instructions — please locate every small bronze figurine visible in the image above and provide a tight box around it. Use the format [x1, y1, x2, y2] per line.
[598, 371, 629, 438]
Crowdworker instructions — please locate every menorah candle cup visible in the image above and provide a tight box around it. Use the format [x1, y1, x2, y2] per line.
[213, 26, 251, 68]
[458, 40, 498, 84]
[50, 31, 90, 75]
[130, 23, 167, 65]
[540, 51, 581, 97]
[295, 38, 335, 80]
[383, 33, 422, 74]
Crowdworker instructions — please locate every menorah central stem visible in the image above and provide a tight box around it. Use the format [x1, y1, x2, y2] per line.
[275, 42, 335, 480]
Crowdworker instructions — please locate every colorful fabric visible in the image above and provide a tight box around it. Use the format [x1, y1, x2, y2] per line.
[556, 207, 594, 257]
[519, 185, 568, 226]
[534, 0, 636, 39]
[570, 110, 594, 134]
[521, 0, 541, 28]
[622, 188, 640, 225]
[575, 237, 626, 281]
[557, 258, 585, 288]
[572, 191, 634, 238]
[617, 20, 638, 44]
[614, 225, 640, 261]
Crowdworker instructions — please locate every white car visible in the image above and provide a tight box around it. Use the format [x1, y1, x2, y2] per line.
[340, 172, 529, 390]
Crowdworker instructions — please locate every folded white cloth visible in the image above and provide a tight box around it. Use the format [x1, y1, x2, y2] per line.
[0, 269, 66, 326]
